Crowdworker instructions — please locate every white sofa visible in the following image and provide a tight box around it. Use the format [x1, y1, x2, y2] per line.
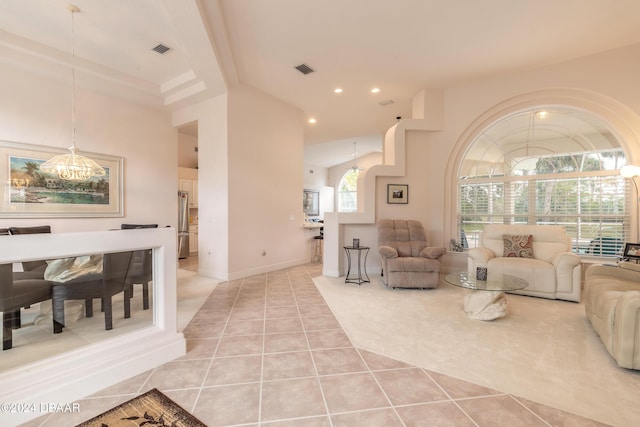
[584, 263, 640, 370]
[467, 224, 582, 302]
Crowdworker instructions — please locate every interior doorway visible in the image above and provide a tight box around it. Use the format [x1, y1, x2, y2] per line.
[177, 121, 198, 269]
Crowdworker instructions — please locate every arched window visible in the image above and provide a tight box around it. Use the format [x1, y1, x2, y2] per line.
[338, 168, 360, 212]
[457, 107, 629, 257]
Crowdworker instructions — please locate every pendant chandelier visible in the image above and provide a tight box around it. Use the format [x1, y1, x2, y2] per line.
[40, 4, 106, 181]
[351, 141, 362, 172]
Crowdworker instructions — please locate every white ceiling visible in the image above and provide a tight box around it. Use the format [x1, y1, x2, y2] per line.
[3, 0, 640, 167]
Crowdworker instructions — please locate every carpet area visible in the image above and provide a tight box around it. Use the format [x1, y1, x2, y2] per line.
[76, 388, 206, 427]
[312, 273, 640, 427]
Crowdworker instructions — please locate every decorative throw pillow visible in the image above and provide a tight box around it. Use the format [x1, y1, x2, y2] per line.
[503, 234, 534, 258]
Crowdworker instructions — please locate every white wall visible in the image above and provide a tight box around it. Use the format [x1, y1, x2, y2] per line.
[178, 133, 198, 168]
[173, 95, 230, 280]
[174, 86, 307, 280]
[0, 63, 178, 232]
[227, 85, 307, 277]
[332, 43, 640, 276]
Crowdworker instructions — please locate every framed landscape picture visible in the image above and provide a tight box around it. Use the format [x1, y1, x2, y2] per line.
[0, 141, 123, 217]
[387, 184, 408, 204]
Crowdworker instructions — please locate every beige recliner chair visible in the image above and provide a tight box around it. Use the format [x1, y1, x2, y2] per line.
[377, 219, 445, 289]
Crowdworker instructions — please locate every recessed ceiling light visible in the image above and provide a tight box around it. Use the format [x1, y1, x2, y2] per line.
[535, 110, 549, 119]
[308, 118, 317, 124]
[371, 88, 380, 93]
[334, 88, 343, 93]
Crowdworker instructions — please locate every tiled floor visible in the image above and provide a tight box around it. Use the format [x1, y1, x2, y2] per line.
[28, 263, 609, 426]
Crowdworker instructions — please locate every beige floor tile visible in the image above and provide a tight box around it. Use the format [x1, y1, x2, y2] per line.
[261, 377, 327, 421]
[223, 319, 265, 336]
[427, 369, 501, 399]
[331, 408, 404, 427]
[215, 334, 264, 357]
[20, 264, 612, 427]
[264, 331, 310, 353]
[179, 338, 219, 360]
[456, 395, 549, 426]
[205, 355, 262, 386]
[320, 372, 390, 413]
[306, 329, 352, 349]
[514, 397, 612, 427]
[189, 308, 231, 323]
[261, 416, 331, 426]
[373, 368, 449, 405]
[161, 388, 201, 416]
[265, 317, 304, 333]
[229, 307, 265, 321]
[359, 349, 412, 370]
[142, 359, 211, 391]
[263, 351, 316, 381]
[193, 383, 261, 426]
[298, 304, 333, 317]
[182, 321, 226, 339]
[312, 347, 368, 375]
[266, 306, 300, 319]
[395, 402, 477, 427]
[302, 314, 341, 331]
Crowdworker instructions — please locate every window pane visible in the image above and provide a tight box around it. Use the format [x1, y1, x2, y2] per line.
[456, 107, 629, 256]
[338, 169, 360, 212]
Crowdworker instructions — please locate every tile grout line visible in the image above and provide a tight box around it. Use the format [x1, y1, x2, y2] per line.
[189, 278, 242, 415]
[354, 346, 408, 427]
[294, 267, 334, 427]
[510, 395, 552, 427]
[421, 368, 480, 427]
[305, 264, 404, 425]
[256, 272, 269, 426]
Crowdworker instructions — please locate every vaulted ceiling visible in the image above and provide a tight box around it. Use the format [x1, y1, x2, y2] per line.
[2, 0, 640, 167]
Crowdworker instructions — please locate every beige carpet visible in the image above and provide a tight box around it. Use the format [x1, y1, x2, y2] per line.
[313, 273, 640, 427]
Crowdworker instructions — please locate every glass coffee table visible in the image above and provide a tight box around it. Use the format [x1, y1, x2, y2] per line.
[444, 272, 529, 321]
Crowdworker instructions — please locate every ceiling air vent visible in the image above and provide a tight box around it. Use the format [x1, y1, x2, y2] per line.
[294, 63, 314, 75]
[379, 99, 394, 106]
[152, 44, 171, 54]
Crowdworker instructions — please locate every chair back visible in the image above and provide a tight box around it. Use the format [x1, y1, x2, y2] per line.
[378, 219, 428, 257]
[0, 264, 13, 307]
[102, 251, 134, 293]
[8, 226, 51, 271]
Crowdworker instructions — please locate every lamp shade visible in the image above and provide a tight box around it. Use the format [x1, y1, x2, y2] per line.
[620, 165, 640, 178]
[40, 145, 106, 181]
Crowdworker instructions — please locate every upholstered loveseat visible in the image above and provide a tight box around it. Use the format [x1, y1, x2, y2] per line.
[585, 263, 640, 370]
[467, 224, 582, 302]
[377, 219, 445, 289]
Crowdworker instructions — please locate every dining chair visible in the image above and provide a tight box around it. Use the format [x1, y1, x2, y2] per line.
[121, 224, 157, 310]
[0, 264, 53, 350]
[51, 251, 134, 334]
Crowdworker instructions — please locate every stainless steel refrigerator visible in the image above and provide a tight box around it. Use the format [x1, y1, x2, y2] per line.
[178, 190, 190, 259]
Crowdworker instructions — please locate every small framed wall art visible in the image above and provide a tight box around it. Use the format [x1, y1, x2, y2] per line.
[303, 189, 319, 216]
[387, 184, 408, 204]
